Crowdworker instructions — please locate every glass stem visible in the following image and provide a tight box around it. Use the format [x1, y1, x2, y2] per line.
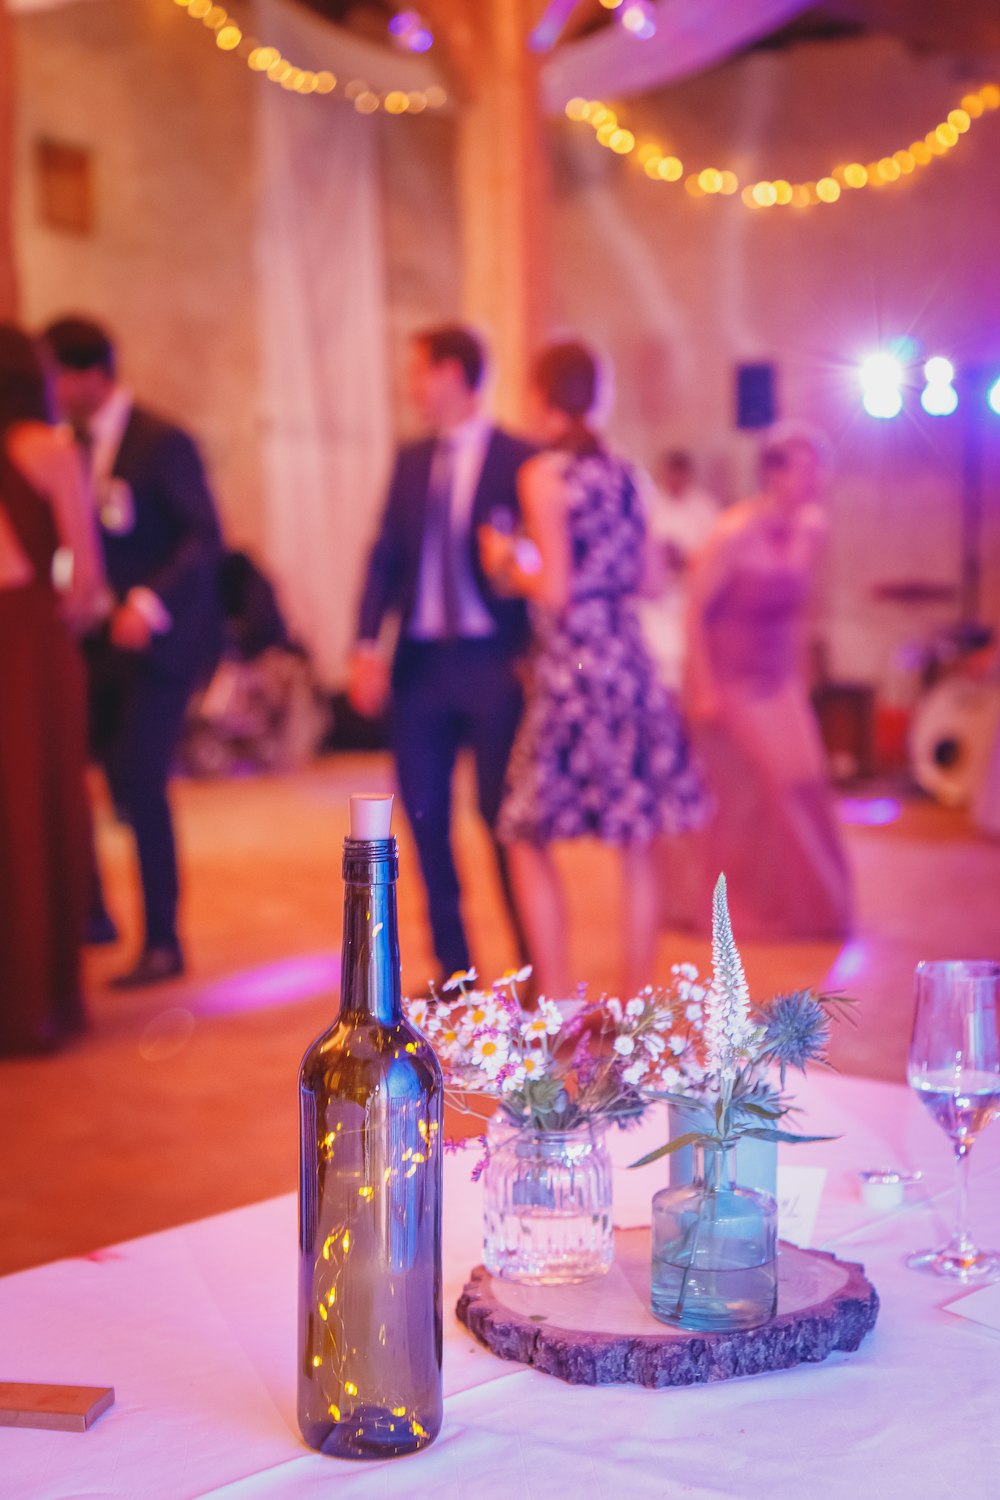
[954, 1144, 974, 1253]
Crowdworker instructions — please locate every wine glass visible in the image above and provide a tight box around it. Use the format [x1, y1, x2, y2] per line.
[907, 959, 1000, 1281]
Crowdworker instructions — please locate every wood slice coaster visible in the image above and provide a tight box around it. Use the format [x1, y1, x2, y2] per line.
[456, 1228, 879, 1388]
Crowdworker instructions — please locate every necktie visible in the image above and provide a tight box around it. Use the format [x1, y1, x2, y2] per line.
[427, 439, 460, 639]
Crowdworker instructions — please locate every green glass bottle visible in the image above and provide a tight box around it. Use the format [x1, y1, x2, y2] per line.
[297, 794, 443, 1459]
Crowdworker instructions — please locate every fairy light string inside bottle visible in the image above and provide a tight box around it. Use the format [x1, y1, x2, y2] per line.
[297, 793, 444, 1459]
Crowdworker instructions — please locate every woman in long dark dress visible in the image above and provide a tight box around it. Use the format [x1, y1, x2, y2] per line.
[479, 341, 708, 998]
[0, 325, 102, 1055]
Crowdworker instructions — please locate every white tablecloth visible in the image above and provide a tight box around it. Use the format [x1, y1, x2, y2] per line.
[2, 1072, 999, 1499]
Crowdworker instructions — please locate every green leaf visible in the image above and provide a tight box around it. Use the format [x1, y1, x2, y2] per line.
[627, 1131, 703, 1170]
[738, 1128, 838, 1144]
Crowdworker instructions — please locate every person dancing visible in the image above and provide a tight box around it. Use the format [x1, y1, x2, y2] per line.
[479, 341, 709, 999]
[667, 421, 853, 940]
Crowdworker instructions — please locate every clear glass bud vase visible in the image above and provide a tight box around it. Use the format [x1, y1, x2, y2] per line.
[483, 1117, 614, 1285]
[650, 1139, 778, 1331]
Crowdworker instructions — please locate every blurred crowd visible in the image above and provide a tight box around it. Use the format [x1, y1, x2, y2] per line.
[1, 315, 857, 1057]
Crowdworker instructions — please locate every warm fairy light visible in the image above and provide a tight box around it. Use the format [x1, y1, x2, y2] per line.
[599, 0, 624, 7]
[568, 80, 999, 209]
[344, 1381, 358, 1397]
[170, 0, 444, 113]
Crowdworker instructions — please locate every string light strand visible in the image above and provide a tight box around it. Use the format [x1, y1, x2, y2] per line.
[170, 0, 448, 115]
[565, 84, 1000, 207]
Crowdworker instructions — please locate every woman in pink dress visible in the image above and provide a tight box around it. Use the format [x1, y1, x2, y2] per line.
[664, 423, 852, 940]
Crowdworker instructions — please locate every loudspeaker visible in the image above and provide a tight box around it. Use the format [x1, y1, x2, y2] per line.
[735, 362, 776, 429]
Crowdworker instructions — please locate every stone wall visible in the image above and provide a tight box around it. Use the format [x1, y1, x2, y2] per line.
[13, 0, 264, 549]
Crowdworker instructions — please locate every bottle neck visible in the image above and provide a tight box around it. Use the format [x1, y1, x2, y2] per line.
[339, 837, 401, 1025]
[693, 1139, 736, 1194]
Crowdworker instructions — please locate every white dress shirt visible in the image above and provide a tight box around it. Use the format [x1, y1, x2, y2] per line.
[84, 387, 172, 633]
[408, 414, 497, 641]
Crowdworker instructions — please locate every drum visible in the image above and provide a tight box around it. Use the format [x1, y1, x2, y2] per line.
[909, 676, 1000, 808]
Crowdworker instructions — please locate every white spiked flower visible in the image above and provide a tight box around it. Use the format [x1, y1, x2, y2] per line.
[704, 873, 756, 1078]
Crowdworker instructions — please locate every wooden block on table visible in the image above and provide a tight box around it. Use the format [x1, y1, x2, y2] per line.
[0, 1382, 115, 1432]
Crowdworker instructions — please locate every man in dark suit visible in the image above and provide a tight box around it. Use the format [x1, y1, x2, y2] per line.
[348, 325, 532, 980]
[44, 317, 223, 988]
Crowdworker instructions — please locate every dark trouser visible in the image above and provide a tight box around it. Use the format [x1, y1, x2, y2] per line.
[88, 650, 194, 952]
[391, 637, 527, 978]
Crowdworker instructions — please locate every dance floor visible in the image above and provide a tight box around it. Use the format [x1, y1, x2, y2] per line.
[0, 753, 997, 1276]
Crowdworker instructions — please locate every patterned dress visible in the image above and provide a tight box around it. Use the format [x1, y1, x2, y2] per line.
[498, 450, 710, 846]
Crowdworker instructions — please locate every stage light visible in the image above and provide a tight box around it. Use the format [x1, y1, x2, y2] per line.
[988, 377, 1000, 417]
[860, 353, 904, 419]
[389, 10, 433, 53]
[619, 1, 656, 39]
[921, 357, 958, 416]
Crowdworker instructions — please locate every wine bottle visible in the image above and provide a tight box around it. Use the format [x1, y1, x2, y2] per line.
[297, 794, 443, 1460]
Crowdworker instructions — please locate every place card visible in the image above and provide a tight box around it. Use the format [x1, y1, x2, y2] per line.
[944, 1280, 1000, 1335]
[777, 1164, 827, 1248]
[0, 1382, 115, 1432]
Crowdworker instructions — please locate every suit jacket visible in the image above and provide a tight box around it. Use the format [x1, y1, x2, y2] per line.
[357, 426, 533, 658]
[99, 404, 223, 682]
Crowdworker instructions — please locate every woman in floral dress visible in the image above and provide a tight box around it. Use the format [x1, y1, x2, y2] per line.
[479, 341, 708, 998]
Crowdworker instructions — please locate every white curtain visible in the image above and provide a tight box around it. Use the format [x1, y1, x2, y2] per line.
[541, 0, 816, 108]
[254, 0, 440, 686]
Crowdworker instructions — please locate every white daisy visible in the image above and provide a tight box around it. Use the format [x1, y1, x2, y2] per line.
[471, 1034, 509, 1078]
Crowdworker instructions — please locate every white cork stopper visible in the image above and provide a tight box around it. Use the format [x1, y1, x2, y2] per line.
[349, 793, 394, 839]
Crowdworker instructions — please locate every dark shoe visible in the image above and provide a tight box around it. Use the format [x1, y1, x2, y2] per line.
[109, 946, 185, 990]
[84, 911, 119, 946]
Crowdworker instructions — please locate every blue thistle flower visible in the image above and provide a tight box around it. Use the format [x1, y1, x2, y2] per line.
[757, 990, 830, 1081]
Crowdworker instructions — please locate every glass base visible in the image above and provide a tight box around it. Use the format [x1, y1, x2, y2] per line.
[906, 1245, 1000, 1282]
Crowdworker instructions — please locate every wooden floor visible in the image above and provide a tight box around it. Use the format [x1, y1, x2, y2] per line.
[1, 753, 997, 1275]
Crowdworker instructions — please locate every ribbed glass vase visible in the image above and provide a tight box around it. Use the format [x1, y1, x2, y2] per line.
[482, 1117, 614, 1285]
[651, 1138, 778, 1331]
